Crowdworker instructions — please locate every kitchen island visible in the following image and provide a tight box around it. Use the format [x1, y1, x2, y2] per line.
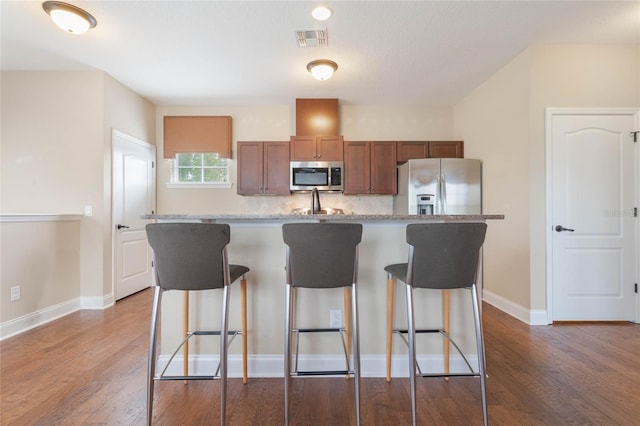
[143, 213, 503, 378]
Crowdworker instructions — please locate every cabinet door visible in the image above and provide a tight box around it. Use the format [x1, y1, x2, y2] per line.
[370, 141, 397, 194]
[237, 142, 264, 195]
[289, 136, 317, 161]
[317, 136, 344, 161]
[263, 142, 290, 195]
[428, 141, 464, 158]
[397, 141, 428, 162]
[343, 141, 371, 195]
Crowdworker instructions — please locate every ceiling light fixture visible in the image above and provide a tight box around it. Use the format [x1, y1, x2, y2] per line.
[42, 1, 97, 35]
[312, 6, 332, 21]
[307, 59, 338, 81]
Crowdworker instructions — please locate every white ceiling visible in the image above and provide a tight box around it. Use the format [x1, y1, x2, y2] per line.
[2, 1, 639, 106]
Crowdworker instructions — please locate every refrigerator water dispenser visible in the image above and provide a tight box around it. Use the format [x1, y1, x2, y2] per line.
[417, 194, 435, 215]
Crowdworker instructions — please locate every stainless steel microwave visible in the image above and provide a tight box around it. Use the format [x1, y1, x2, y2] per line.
[290, 161, 343, 192]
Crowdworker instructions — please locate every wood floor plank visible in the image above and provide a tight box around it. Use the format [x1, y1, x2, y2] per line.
[1, 290, 639, 425]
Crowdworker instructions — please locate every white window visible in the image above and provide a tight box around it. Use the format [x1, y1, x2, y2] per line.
[167, 153, 231, 188]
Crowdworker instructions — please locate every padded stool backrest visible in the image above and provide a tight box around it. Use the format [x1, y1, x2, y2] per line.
[283, 223, 363, 288]
[146, 223, 231, 291]
[406, 223, 487, 290]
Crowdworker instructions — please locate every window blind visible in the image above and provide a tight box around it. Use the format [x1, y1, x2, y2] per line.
[163, 116, 232, 159]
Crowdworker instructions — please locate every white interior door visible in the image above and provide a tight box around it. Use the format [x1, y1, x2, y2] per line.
[113, 130, 155, 300]
[550, 112, 637, 321]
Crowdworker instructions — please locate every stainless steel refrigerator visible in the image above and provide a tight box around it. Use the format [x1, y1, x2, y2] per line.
[394, 158, 482, 215]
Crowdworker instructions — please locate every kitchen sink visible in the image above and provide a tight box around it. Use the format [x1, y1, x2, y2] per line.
[290, 207, 344, 215]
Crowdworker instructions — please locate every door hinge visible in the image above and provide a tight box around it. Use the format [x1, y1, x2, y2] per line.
[631, 131, 639, 143]
[635, 207, 638, 217]
[152, 161, 155, 168]
[635, 283, 638, 294]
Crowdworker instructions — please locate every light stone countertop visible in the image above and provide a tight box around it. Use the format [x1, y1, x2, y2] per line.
[142, 214, 504, 222]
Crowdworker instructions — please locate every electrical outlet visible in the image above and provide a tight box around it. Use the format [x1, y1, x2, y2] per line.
[84, 205, 93, 217]
[330, 309, 342, 328]
[10, 286, 21, 302]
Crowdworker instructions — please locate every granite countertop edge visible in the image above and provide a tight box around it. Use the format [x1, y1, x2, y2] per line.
[142, 214, 504, 221]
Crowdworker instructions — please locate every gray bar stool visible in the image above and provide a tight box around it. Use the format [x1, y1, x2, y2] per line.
[282, 223, 363, 426]
[385, 222, 488, 426]
[145, 223, 250, 426]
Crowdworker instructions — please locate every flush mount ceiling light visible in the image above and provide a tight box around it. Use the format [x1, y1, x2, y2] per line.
[312, 6, 332, 21]
[307, 59, 338, 81]
[42, 1, 97, 34]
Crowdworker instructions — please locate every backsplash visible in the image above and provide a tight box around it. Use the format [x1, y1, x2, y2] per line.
[239, 193, 394, 215]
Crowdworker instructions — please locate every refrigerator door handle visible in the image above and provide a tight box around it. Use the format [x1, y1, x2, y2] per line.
[440, 172, 447, 214]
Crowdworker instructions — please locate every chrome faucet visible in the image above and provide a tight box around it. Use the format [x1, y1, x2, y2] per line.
[311, 187, 322, 214]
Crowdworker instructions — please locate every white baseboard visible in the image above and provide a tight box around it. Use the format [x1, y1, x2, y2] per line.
[158, 354, 480, 379]
[1, 293, 115, 340]
[0, 297, 80, 340]
[81, 293, 114, 309]
[483, 290, 549, 325]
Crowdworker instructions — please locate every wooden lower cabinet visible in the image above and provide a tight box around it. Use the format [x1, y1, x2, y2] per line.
[237, 141, 290, 195]
[344, 141, 397, 195]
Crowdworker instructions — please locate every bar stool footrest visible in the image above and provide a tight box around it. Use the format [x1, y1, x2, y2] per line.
[417, 372, 481, 378]
[291, 370, 352, 377]
[294, 328, 344, 333]
[155, 375, 220, 381]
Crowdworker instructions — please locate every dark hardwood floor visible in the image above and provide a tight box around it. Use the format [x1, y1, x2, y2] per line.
[1, 288, 638, 425]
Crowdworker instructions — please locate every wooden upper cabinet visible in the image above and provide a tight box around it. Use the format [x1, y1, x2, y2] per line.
[237, 141, 290, 195]
[397, 141, 429, 162]
[262, 142, 291, 195]
[370, 141, 397, 194]
[344, 141, 397, 195]
[343, 141, 370, 194]
[296, 98, 339, 136]
[290, 136, 343, 161]
[428, 141, 464, 158]
[237, 142, 263, 195]
[397, 140, 464, 162]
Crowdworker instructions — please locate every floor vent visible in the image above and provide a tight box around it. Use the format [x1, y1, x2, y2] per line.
[294, 29, 328, 48]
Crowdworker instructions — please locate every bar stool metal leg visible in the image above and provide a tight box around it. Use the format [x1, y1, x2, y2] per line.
[219, 285, 230, 426]
[147, 286, 162, 426]
[471, 283, 488, 426]
[351, 282, 361, 425]
[344, 287, 352, 380]
[406, 283, 417, 426]
[284, 283, 293, 426]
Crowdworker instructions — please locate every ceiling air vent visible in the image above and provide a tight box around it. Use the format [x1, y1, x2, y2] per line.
[294, 29, 328, 48]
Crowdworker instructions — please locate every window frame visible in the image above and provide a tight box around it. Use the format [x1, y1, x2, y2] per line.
[166, 152, 232, 189]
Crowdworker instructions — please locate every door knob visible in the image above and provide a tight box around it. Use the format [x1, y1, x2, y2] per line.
[116, 224, 130, 230]
[555, 225, 575, 232]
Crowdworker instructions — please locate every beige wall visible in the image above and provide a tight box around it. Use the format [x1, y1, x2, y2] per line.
[1, 71, 104, 214]
[453, 49, 532, 309]
[454, 44, 640, 316]
[1, 71, 155, 319]
[1, 219, 80, 324]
